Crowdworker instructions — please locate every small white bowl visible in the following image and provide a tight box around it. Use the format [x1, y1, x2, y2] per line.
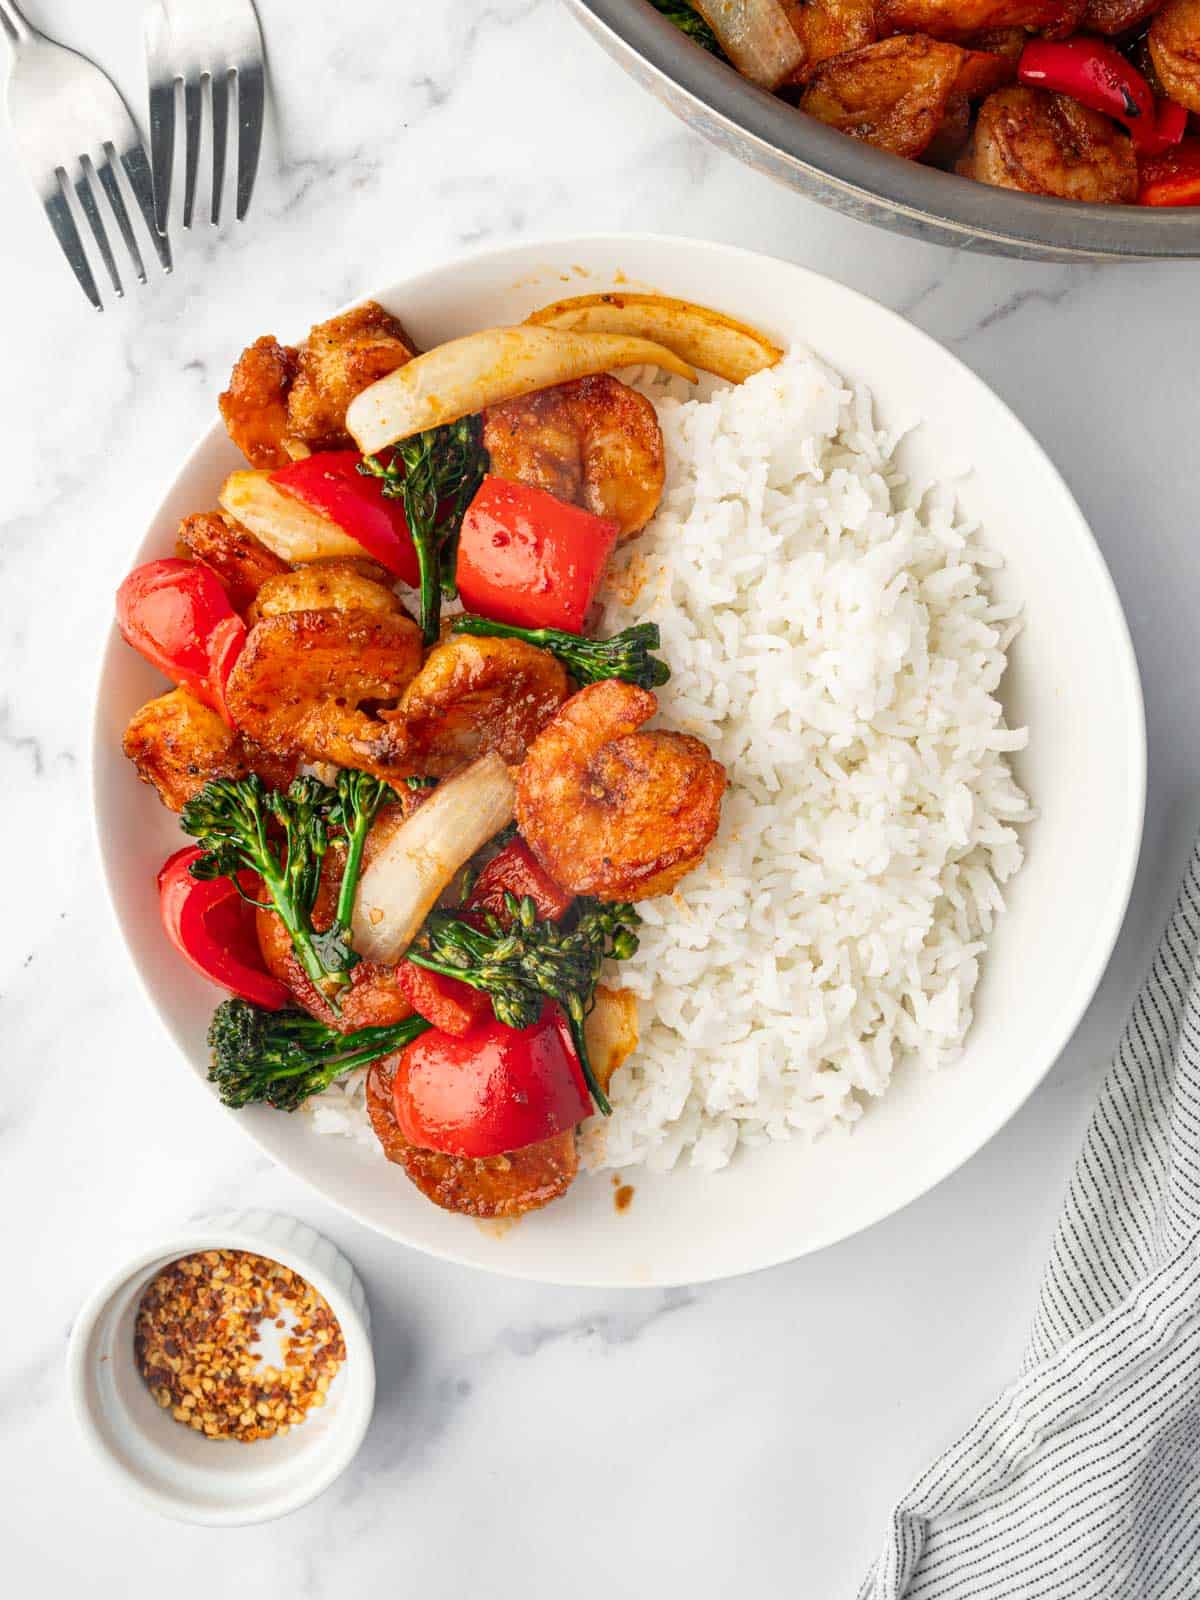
[66, 1210, 375, 1526]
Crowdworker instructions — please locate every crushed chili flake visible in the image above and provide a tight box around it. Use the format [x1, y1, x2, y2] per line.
[133, 1249, 346, 1444]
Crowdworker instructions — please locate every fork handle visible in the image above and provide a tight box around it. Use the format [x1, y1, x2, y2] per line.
[0, 1, 34, 45]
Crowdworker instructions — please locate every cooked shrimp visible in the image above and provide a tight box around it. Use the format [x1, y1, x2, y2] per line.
[780, 0, 877, 82]
[177, 511, 291, 613]
[957, 87, 1137, 200]
[515, 679, 726, 902]
[248, 559, 403, 623]
[219, 302, 417, 468]
[123, 687, 247, 811]
[1081, 0, 1161, 34]
[122, 687, 295, 811]
[218, 336, 298, 469]
[286, 303, 418, 452]
[398, 634, 568, 777]
[366, 1053, 577, 1217]
[482, 374, 664, 541]
[225, 608, 422, 777]
[1151, 0, 1200, 114]
[876, 0, 1084, 38]
[802, 36, 986, 157]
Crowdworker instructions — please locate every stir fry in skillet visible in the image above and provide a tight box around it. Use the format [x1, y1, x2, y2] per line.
[115, 295, 783, 1219]
[650, 0, 1200, 203]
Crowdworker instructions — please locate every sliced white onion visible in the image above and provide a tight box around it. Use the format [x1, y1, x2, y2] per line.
[346, 325, 698, 455]
[584, 986, 640, 1096]
[694, 0, 805, 88]
[218, 470, 368, 563]
[527, 292, 783, 384]
[351, 752, 516, 964]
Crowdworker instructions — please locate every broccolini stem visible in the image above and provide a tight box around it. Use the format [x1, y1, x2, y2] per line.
[406, 896, 639, 1115]
[207, 999, 431, 1111]
[359, 417, 487, 644]
[451, 615, 670, 690]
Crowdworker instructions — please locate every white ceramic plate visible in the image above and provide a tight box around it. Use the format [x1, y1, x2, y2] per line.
[92, 235, 1145, 1287]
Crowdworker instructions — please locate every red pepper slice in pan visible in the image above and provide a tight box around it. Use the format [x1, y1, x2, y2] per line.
[1139, 98, 1190, 159]
[158, 846, 292, 1010]
[1018, 39, 1157, 150]
[116, 558, 247, 726]
[270, 450, 421, 585]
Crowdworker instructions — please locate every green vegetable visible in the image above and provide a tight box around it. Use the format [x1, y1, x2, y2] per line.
[182, 775, 342, 997]
[358, 416, 488, 644]
[316, 769, 392, 976]
[181, 770, 391, 1008]
[406, 895, 641, 1115]
[404, 775, 439, 789]
[451, 615, 670, 690]
[208, 999, 430, 1111]
[647, 0, 724, 56]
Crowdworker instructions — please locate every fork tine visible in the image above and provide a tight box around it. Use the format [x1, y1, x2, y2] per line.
[235, 59, 265, 222]
[148, 75, 176, 236]
[44, 175, 102, 311]
[181, 73, 203, 229]
[97, 145, 147, 284]
[210, 69, 231, 227]
[75, 159, 123, 299]
[121, 143, 173, 272]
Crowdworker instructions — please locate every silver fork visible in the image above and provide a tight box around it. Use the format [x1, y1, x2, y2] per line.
[0, 1, 171, 310]
[144, 0, 265, 231]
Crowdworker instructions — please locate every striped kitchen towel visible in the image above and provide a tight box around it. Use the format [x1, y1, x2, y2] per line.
[860, 843, 1200, 1599]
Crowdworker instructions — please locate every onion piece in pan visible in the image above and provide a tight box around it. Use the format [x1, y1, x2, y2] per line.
[351, 752, 516, 965]
[693, 0, 806, 89]
[526, 292, 783, 384]
[346, 325, 697, 455]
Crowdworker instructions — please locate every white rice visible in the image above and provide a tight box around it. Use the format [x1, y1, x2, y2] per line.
[308, 347, 1032, 1172]
[579, 349, 1031, 1173]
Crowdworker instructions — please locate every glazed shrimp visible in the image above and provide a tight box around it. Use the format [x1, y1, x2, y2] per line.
[875, 0, 1083, 38]
[1151, 0, 1200, 114]
[482, 374, 665, 541]
[398, 634, 568, 776]
[219, 302, 417, 468]
[224, 608, 422, 778]
[956, 87, 1137, 201]
[801, 36, 1008, 157]
[515, 679, 726, 902]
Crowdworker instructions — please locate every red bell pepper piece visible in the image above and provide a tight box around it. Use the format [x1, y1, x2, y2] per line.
[1139, 99, 1190, 159]
[455, 476, 621, 633]
[270, 451, 421, 585]
[158, 846, 291, 1010]
[1138, 137, 1200, 205]
[116, 558, 247, 726]
[392, 1003, 592, 1157]
[468, 838, 573, 924]
[1018, 38, 1157, 150]
[396, 960, 491, 1037]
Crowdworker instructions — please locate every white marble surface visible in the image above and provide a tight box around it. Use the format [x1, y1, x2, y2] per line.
[3, 0, 1199, 1593]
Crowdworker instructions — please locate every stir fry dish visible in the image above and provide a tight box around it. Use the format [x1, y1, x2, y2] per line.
[650, 0, 1200, 203]
[117, 293, 783, 1219]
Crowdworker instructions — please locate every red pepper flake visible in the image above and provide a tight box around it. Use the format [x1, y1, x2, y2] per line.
[133, 1249, 346, 1443]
